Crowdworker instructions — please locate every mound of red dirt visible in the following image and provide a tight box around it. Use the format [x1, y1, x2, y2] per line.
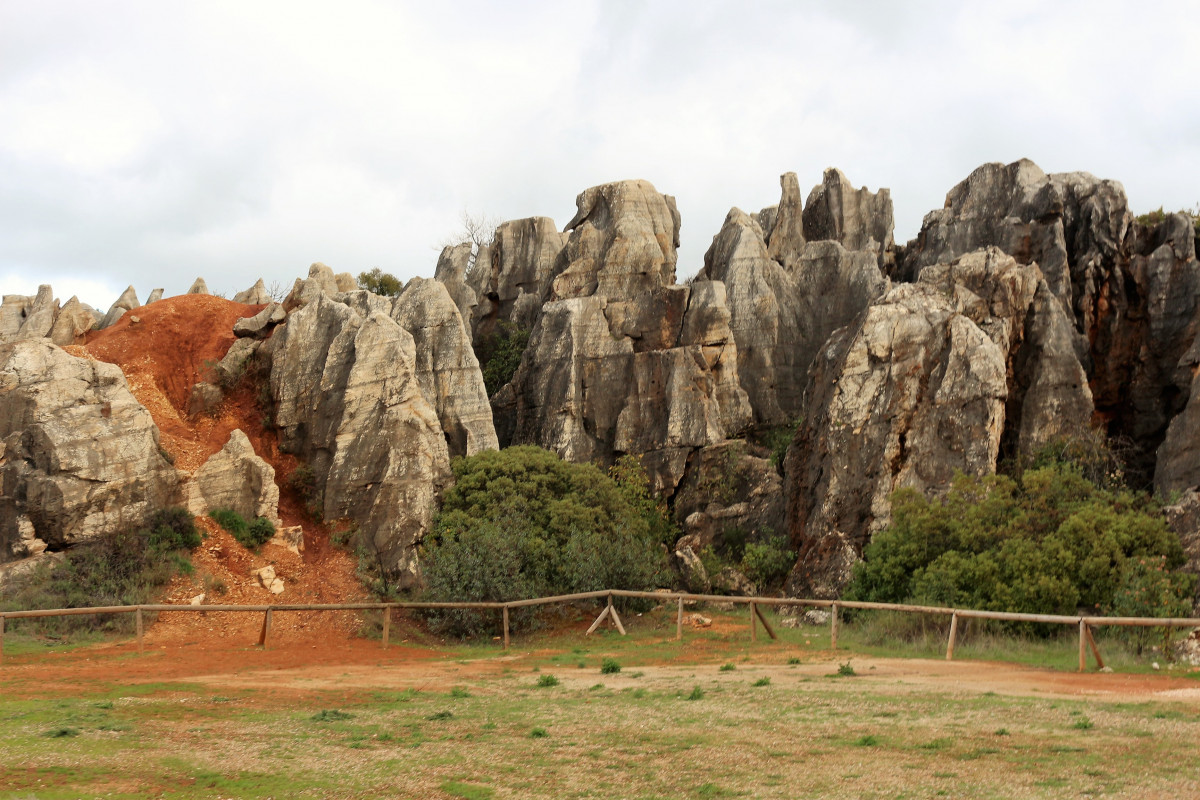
[72, 294, 368, 646]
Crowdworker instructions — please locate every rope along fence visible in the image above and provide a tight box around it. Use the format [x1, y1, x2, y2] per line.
[3, 589, 1198, 672]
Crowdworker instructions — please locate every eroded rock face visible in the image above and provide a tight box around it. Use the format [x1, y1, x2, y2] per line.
[0, 340, 180, 560]
[98, 286, 140, 330]
[233, 279, 272, 305]
[186, 278, 210, 295]
[265, 294, 451, 586]
[391, 278, 498, 457]
[784, 283, 1008, 597]
[48, 296, 98, 347]
[508, 179, 752, 494]
[701, 172, 890, 425]
[186, 429, 280, 526]
[917, 247, 1093, 456]
[468, 217, 568, 343]
[433, 243, 479, 333]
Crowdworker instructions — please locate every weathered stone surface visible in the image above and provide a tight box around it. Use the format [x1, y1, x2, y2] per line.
[766, 172, 805, 269]
[701, 202, 888, 425]
[233, 279, 271, 305]
[391, 278, 498, 457]
[784, 283, 1008, 597]
[146, 288, 164, 304]
[803, 167, 895, 255]
[0, 340, 180, 560]
[333, 272, 357, 292]
[469, 217, 568, 342]
[186, 278, 210, 295]
[187, 382, 224, 417]
[186, 429, 280, 526]
[0, 295, 33, 340]
[433, 243, 479, 332]
[265, 293, 451, 587]
[232, 303, 286, 339]
[269, 525, 304, 555]
[283, 263, 342, 310]
[98, 286, 139, 330]
[16, 285, 57, 341]
[917, 247, 1093, 455]
[551, 180, 680, 301]
[48, 296, 97, 346]
[216, 338, 258, 385]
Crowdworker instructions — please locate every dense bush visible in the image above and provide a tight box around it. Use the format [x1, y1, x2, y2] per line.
[474, 322, 529, 396]
[0, 508, 200, 635]
[845, 462, 1195, 626]
[420, 446, 671, 635]
[210, 509, 275, 550]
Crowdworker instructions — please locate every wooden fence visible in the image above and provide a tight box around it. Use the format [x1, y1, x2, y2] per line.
[2, 589, 1198, 672]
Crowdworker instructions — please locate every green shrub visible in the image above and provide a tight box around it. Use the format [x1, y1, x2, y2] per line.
[475, 321, 530, 396]
[421, 447, 669, 636]
[1110, 555, 1196, 655]
[146, 507, 201, 551]
[356, 267, 403, 297]
[845, 459, 1193, 631]
[740, 534, 795, 587]
[210, 509, 274, 550]
[600, 658, 621, 675]
[535, 674, 559, 688]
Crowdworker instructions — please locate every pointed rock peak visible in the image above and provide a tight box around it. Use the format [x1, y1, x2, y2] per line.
[232, 279, 270, 305]
[146, 288, 164, 304]
[187, 278, 210, 295]
[766, 172, 806, 267]
[114, 285, 140, 311]
[802, 167, 894, 253]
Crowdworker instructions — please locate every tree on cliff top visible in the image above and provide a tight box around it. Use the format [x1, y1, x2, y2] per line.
[356, 267, 403, 297]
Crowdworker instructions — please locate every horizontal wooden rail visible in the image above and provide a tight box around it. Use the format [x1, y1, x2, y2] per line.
[3, 590, 1199, 671]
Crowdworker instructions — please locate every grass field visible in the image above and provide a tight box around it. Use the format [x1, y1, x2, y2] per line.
[2, 604, 1199, 799]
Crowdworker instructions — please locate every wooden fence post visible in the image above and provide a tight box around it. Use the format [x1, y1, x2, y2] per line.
[1084, 624, 1105, 670]
[136, 607, 144, 654]
[750, 602, 757, 642]
[381, 607, 390, 649]
[676, 596, 683, 641]
[945, 613, 958, 660]
[258, 608, 273, 648]
[608, 595, 626, 636]
[1078, 619, 1086, 672]
[754, 604, 777, 640]
[831, 603, 839, 650]
[502, 605, 510, 650]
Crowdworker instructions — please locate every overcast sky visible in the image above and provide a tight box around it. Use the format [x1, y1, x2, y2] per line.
[2, 1, 1198, 310]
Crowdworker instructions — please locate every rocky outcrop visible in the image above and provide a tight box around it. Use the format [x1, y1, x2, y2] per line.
[784, 283, 1008, 597]
[0, 340, 180, 560]
[233, 303, 286, 339]
[48, 296, 97, 346]
[468, 217, 568, 343]
[0, 287, 66, 344]
[98, 286, 140, 330]
[233, 279, 272, 305]
[283, 263, 346, 310]
[264, 293, 451, 586]
[186, 278, 210, 295]
[391, 278, 498, 457]
[904, 159, 1200, 483]
[917, 247, 1093, 456]
[509, 180, 751, 494]
[700, 171, 890, 425]
[186, 429, 280, 526]
[146, 288, 164, 304]
[433, 243, 479, 332]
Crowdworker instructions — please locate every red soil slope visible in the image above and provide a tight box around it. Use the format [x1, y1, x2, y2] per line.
[72, 294, 366, 646]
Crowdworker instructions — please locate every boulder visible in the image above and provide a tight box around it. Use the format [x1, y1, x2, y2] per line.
[232, 302, 286, 339]
[391, 278, 498, 457]
[269, 525, 305, 555]
[0, 340, 180, 559]
[784, 283, 1008, 597]
[48, 296, 97, 346]
[97, 285, 139, 330]
[185, 429, 280, 526]
[265, 293, 451, 587]
[186, 382, 224, 417]
[283, 263, 342, 310]
[233, 279, 271, 305]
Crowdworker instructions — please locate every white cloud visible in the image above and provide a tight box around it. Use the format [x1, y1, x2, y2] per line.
[0, 0, 1197, 305]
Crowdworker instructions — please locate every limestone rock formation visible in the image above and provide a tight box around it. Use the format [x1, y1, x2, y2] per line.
[906, 159, 1200, 482]
[186, 429, 280, 526]
[233, 302, 286, 339]
[509, 179, 751, 494]
[233, 279, 272, 305]
[468, 217, 568, 343]
[16, 286, 58, 341]
[917, 247, 1093, 456]
[700, 171, 891, 425]
[391, 278, 498, 457]
[186, 278, 210, 295]
[98, 286, 139, 330]
[48, 296, 97, 346]
[146, 288, 164, 304]
[433, 243, 479, 331]
[284, 262, 343, 310]
[0, 340, 180, 560]
[264, 293, 452, 586]
[784, 283, 1008, 597]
